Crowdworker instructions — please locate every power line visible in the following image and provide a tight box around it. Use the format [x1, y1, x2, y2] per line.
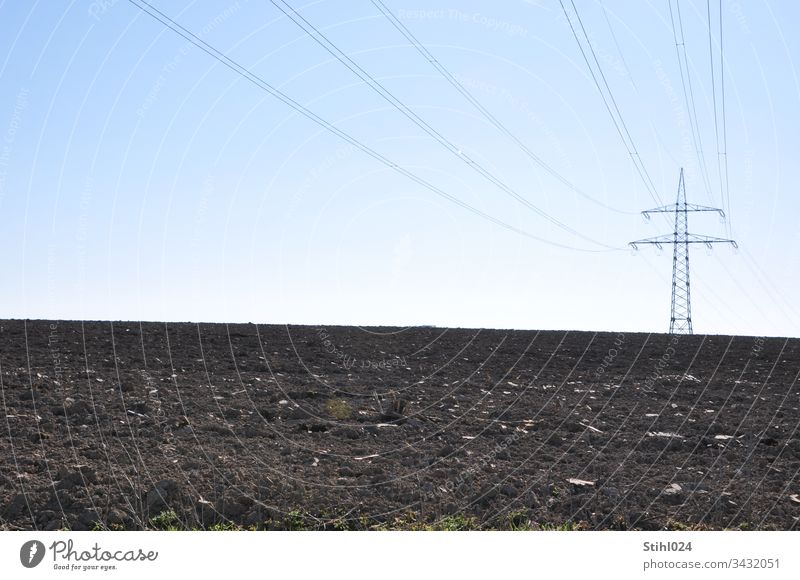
[560, 0, 663, 208]
[598, 0, 632, 84]
[269, 0, 618, 248]
[668, 0, 714, 203]
[370, 0, 635, 215]
[706, 0, 725, 214]
[124, 0, 619, 252]
[598, 0, 682, 169]
[676, 0, 715, 202]
[719, 0, 732, 233]
[568, 0, 662, 204]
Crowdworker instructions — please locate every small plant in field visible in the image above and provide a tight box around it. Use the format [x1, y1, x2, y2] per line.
[665, 519, 712, 531]
[430, 514, 477, 531]
[148, 510, 182, 531]
[326, 517, 351, 531]
[386, 390, 408, 417]
[91, 521, 124, 531]
[207, 521, 240, 531]
[284, 509, 309, 530]
[359, 514, 375, 529]
[508, 510, 534, 531]
[325, 398, 353, 420]
[538, 520, 586, 531]
[371, 512, 418, 530]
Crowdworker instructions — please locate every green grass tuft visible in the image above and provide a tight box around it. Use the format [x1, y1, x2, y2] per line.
[148, 510, 183, 531]
[325, 398, 353, 420]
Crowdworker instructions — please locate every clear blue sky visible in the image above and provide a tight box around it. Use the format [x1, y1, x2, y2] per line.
[0, 0, 797, 336]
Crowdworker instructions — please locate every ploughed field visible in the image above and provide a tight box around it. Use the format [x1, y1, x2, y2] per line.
[1, 320, 798, 530]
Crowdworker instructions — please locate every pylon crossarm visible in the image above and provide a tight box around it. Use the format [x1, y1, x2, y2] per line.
[641, 206, 675, 219]
[643, 204, 724, 219]
[685, 234, 738, 247]
[629, 235, 675, 250]
[684, 204, 725, 216]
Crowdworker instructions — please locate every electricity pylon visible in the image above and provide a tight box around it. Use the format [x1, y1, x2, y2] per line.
[630, 168, 737, 334]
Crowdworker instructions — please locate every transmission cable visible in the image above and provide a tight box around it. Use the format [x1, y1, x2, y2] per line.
[559, 0, 664, 209]
[668, 0, 714, 202]
[268, 0, 617, 249]
[719, 0, 732, 233]
[706, 0, 725, 215]
[369, 0, 634, 216]
[598, 0, 682, 169]
[124, 0, 620, 252]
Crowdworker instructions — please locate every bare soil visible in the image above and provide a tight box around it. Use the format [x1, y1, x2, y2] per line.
[1, 320, 798, 530]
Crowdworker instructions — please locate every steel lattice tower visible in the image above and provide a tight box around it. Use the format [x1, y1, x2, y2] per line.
[630, 169, 737, 334]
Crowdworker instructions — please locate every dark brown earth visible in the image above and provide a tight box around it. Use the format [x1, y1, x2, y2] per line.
[1, 320, 798, 530]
